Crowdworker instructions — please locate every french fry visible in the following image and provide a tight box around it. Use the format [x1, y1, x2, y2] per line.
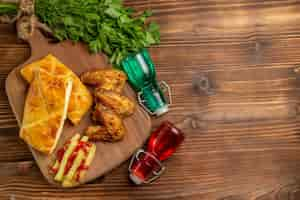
[54, 134, 80, 181]
[62, 178, 80, 188]
[51, 160, 59, 173]
[62, 136, 89, 184]
[64, 150, 85, 182]
[81, 136, 89, 143]
[52, 134, 96, 187]
[79, 144, 96, 182]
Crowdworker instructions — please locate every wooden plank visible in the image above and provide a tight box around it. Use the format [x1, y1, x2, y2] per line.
[1, 0, 300, 199]
[0, 127, 31, 162]
[0, 148, 300, 199]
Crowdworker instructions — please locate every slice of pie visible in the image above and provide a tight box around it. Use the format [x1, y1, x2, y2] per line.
[20, 54, 92, 125]
[19, 69, 73, 154]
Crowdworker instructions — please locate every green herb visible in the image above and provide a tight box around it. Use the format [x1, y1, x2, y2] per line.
[35, 0, 160, 66]
[0, 2, 17, 15]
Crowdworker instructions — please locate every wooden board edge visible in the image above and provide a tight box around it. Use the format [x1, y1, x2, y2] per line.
[5, 64, 153, 188]
[5, 67, 23, 126]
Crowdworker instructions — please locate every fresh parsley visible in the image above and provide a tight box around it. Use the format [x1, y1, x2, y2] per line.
[0, 3, 17, 15]
[35, 0, 160, 66]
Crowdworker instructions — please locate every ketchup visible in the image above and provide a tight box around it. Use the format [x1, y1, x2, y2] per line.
[75, 160, 89, 182]
[56, 148, 65, 162]
[54, 140, 91, 175]
[50, 167, 58, 174]
[64, 141, 90, 175]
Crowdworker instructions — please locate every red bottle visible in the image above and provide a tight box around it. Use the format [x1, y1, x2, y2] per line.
[129, 121, 184, 184]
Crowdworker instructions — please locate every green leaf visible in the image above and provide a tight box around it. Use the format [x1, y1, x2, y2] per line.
[119, 15, 131, 23]
[145, 32, 156, 45]
[85, 13, 100, 21]
[34, 0, 160, 66]
[89, 39, 102, 53]
[143, 10, 153, 18]
[147, 22, 160, 43]
[105, 7, 122, 18]
[0, 3, 18, 15]
[104, 0, 122, 6]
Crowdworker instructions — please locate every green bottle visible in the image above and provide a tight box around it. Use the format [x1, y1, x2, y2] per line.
[122, 49, 171, 116]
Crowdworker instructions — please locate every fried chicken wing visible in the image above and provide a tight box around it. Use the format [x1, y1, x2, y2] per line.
[94, 88, 135, 117]
[81, 69, 135, 142]
[85, 125, 112, 141]
[81, 69, 127, 93]
[91, 104, 125, 141]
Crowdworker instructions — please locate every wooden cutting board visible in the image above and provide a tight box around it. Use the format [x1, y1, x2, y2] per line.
[5, 30, 152, 187]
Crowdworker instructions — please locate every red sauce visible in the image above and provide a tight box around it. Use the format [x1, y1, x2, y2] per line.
[75, 160, 89, 182]
[50, 167, 58, 174]
[56, 148, 65, 162]
[64, 150, 78, 175]
[53, 138, 91, 179]
[56, 140, 91, 175]
[56, 141, 70, 162]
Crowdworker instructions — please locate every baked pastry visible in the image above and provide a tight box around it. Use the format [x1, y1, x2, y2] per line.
[81, 69, 127, 93]
[20, 69, 73, 154]
[20, 54, 92, 125]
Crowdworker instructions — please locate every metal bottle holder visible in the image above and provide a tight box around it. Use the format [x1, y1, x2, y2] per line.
[128, 149, 165, 184]
[128, 121, 185, 185]
[137, 81, 172, 116]
[122, 49, 172, 116]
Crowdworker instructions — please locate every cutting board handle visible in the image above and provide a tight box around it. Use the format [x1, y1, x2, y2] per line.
[26, 29, 51, 57]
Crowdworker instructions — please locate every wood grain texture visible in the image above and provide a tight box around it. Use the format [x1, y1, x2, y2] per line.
[1, 0, 300, 199]
[5, 30, 152, 186]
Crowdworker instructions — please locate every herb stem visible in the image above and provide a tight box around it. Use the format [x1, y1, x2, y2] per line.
[0, 1, 18, 15]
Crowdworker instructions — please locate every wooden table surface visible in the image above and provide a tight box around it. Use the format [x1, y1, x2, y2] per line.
[1, 0, 300, 199]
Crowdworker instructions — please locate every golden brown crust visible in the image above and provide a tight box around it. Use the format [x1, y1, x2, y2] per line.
[94, 88, 135, 117]
[20, 54, 92, 125]
[81, 69, 127, 93]
[85, 125, 111, 141]
[20, 70, 72, 154]
[91, 104, 125, 142]
[81, 69, 134, 142]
